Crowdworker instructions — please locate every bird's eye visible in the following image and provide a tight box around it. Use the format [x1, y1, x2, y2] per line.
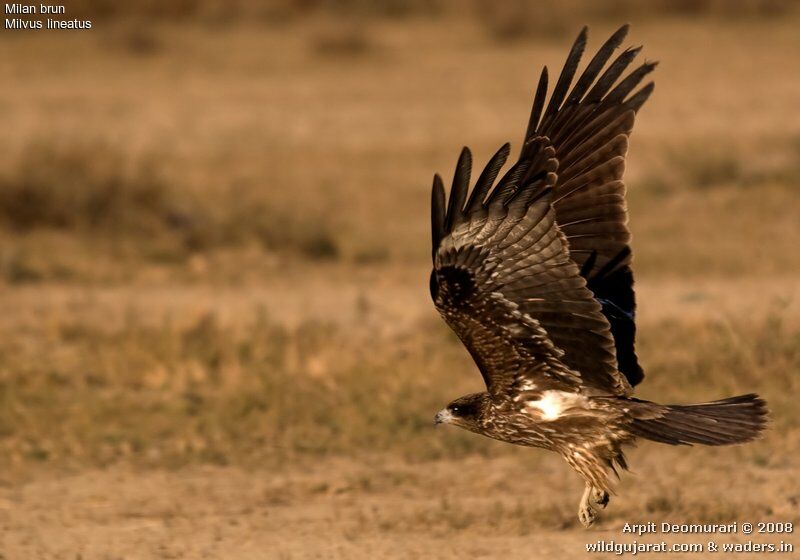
[451, 405, 459, 413]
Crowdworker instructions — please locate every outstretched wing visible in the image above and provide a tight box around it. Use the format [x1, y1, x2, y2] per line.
[518, 25, 655, 387]
[430, 145, 631, 398]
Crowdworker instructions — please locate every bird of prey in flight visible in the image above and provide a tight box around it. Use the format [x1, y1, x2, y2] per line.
[429, 24, 767, 527]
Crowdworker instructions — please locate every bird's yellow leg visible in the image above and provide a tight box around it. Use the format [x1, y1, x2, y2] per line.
[578, 483, 597, 527]
[579, 483, 610, 527]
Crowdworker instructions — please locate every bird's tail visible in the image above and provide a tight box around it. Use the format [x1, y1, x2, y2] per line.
[628, 393, 768, 446]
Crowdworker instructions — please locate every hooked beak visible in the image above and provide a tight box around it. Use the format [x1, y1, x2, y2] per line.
[434, 408, 453, 425]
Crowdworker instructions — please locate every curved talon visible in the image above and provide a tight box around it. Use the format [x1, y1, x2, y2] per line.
[591, 487, 609, 509]
[579, 503, 597, 527]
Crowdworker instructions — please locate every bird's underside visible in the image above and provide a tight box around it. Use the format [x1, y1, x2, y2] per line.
[428, 25, 768, 528]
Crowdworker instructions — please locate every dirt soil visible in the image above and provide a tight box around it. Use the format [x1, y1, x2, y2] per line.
[3, 453, 799, 560]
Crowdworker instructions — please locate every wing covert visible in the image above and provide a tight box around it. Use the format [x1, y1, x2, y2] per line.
[430, 147, 631, 398]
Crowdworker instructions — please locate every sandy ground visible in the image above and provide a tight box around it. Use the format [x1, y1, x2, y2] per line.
[3, 452, 798, 560]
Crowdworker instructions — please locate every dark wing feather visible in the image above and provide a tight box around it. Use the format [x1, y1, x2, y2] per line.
[431, 174, 446, 262]
[465, 143, 510, 215]
[567, 24, 630, 105]
[519, 25, 655, 387]
[445, 147, 472, 231]
[430, 147, 631, 398]
[523, 68, 548, 143]
[540, 27, 587, 132]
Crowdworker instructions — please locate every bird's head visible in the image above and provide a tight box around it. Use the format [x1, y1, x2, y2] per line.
[435, 392, 490, 432]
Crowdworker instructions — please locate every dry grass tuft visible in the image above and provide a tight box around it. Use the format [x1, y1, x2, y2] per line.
[312, 24, 376, 57]
[104, 22, 166, 56]
[0, 141, 343, 263]
[0, 142, 175, 234]
[476, 0, 574, 43]
[1, 305, 796, 474]
[637, 139, 800, 193]
[0, 311, 459, 470]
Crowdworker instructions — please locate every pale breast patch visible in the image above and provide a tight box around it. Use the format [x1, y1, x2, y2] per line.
[525, 390, 585, 421]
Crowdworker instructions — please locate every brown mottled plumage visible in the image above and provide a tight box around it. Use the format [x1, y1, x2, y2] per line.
[429, 25, 768, 527]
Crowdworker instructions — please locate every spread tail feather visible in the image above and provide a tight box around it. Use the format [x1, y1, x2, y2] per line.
[629, 394, 768, 446]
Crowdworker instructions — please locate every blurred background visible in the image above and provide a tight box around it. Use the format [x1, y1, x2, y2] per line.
[1, 1, 799, 558]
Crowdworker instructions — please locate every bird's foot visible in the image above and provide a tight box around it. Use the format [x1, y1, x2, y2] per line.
[578, 485, 598, 528]
[579, 502, 597, 527]
[591, 487, 609, 509]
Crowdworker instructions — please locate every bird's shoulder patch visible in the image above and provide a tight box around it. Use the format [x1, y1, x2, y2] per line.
[434, 264, 476, 308]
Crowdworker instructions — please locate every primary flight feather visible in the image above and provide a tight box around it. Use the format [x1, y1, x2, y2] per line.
[429, 24, 767, 527]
